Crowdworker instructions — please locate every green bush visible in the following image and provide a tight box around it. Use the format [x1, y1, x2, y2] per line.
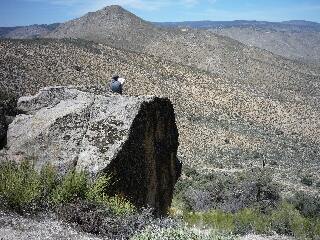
[106, 195, 136, 215]
[0, 160, 43, 212]
[271, 202, 311, 238]
[39, 163, 58, 203]
[202, 211, 235, 233]
[51, 170, 88, 204]
[86, 175, 111, 203]
[234, 208, 269, 234]
[182, 202, 320, 239]
[290, 192, 320, 218]
[184, 210, 235, 233]
[309, 218, 320, 238]
[86, 175, 136, 215]
[130, 225, 236, 240]
[0, 160, 136, 216]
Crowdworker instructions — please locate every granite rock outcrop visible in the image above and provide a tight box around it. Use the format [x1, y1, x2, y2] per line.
[3, 86, 181, 214]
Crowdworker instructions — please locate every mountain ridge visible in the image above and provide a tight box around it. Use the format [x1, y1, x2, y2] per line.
[0, 23, 60, 39]
[154, 19, 320, 31]
[1, 5, 319, 64]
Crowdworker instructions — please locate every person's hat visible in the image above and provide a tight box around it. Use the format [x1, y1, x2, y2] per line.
[112, 75, 119, 80]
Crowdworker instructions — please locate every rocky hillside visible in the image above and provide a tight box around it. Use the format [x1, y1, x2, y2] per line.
[0, 23, 60, 39]
[2, 7, 320, 65]
[1, 38, 320, 196]
[155, 20, 320, 32]
[156, 20, 320, 64]
[44, 6, 320, 97]
[211, 28, 320, 65]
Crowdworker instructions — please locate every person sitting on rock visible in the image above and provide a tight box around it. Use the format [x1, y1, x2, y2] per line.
[110, 75, 125, 95]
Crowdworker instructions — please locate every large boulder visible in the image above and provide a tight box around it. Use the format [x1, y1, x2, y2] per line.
[3, 86, 181, 215]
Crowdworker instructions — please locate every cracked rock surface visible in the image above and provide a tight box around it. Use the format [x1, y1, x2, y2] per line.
[2, 85, 181, 215]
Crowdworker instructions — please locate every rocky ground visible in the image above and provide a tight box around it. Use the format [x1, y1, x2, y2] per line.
[0, 211, 295, 240]
[0, 211, 102, 240]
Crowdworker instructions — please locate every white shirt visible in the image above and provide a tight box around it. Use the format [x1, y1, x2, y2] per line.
[118, 78, 126, 85]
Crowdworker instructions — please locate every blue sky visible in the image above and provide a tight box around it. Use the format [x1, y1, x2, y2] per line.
[1, 0, 320, 27]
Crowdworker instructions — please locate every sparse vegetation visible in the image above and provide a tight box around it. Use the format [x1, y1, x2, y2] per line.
[182, 203, 320, 239]
[1, 6, 320, 239]
[130, 225, 235, 240]
[175, 167, 280, 213]
[1, 159, 319, 239]
[86, 175, 136, 215]
[171, 165, 320, 239]
[289, 192, 320, 218]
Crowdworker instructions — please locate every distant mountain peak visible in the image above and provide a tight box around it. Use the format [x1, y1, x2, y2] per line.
[96, 5, 133, 16]
[101, 5, 126, 11]
[83, 4, 142, 22]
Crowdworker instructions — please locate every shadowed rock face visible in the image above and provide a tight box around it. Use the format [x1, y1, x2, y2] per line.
[105, 98, 180, 215]
[2, 85, 181, 214]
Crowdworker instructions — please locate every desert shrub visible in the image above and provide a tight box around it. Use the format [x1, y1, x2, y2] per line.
[182, 202, 320, 238]
[86, 175, 136, 215]
[39, 163, 58, 205]
[176, 166, 280, 213]
[183, 211, 204, 226]
[169, 196, 186, 217]
[309, 218, 320, 239]
[58, 204, 176, 239]
[0, 160, 135, 216]
[0, 160, 45, 212]
[270, 202, 308, 238]
[51, 170, 88, 204]
[184, 210, 235, 233]
[183, 188, 213, 211]
[130, 225, 236, 240]
[202, 210, 235, 233]
[290, 191, 320, 218]
[106, 195, 136, 215]
[234, 208, 269, 234]
[86, 175, 111, 203]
